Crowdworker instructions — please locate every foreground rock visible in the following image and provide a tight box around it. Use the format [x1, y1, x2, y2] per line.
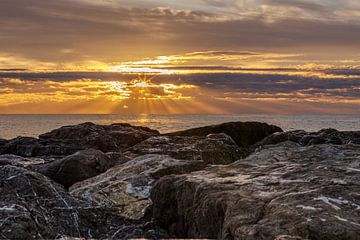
[70, 154, 206, 220]
[256, 128, 360, 147]
[0, 165, 168, 239]
[0, 122, 159, 158]
[126, 133, 244, 164]
[167, 121, 283, 148]
[151, 143, 360, 240]
[32, 149, 128, 189]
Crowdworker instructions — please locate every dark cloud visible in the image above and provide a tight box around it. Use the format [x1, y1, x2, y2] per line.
[0, 0, 360, 66]
[1, 69, 359, 99]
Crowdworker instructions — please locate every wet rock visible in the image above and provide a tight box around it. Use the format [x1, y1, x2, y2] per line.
[126, 133, 244, 164]
[256, 129, 360, 148]
[167, 121, 283, 148]
[0, 154, 44, 167]
[70, 154, 206, 220]
[0, 165, 168, 239]
[151, 143, 360, 240]
[32, 149, 123, 189]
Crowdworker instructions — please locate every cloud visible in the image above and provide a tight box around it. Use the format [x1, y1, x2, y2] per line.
[0, 0, 360, 69]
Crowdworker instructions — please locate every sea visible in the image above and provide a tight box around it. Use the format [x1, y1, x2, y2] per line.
[0, 114, 359, 140]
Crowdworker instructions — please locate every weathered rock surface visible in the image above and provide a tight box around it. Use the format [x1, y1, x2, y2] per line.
[0, 122, 159, 157]
[32, 149, 127, 189]
[70, 154, 206, 220]
[0, 165, 168, 239]
[0, 154, 44, 167]
[167, 121, 283, 148]
[256, 128, 360, 147]
[126, 133, 244, 164]
[151, 143, 360, 240]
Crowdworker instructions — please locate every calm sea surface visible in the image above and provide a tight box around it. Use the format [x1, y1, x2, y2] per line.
[0, 114, 359, 140]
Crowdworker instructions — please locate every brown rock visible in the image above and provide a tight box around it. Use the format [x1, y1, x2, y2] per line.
[167, 121, 283, 148]
[126, 133, 244, 164]
[151, 143, 360, 240]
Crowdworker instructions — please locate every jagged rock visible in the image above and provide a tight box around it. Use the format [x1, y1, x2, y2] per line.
[70, 154, 206, 220]
[151, 143, 360, 240]
[32, 149, 124, 189]
[0, 165, 168, 239]
[256, 129, 360, 148]
[0, 122, 159, 157]
[125, 133, 244, 164]
[0, 154, 44, 167]
[167, 121, 283, 148]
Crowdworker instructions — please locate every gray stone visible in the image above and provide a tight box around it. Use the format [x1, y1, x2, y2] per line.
[70, 154, 206, 220]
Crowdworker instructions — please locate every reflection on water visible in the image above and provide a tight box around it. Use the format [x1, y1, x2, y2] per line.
[0, 114, 359, 139]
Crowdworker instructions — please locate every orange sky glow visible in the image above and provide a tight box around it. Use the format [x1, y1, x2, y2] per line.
[0, 0, 359, 114]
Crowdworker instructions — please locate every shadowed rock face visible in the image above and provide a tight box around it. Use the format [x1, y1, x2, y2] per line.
[151, 143, 360, 240]
[70, 154, 206, 220]
[0, 165, 168, 239]
[256, 129, 360, 148]
[0, 139, 8, 147]
[0, 122, 159, 157]
[167, 121, 283, 148]
[32, 149, 128, 189]
[126, 133, 244, 165]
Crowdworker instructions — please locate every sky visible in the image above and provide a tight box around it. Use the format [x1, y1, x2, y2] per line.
[0, 0, 359, 114]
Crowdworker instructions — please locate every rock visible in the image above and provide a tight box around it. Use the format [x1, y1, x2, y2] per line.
[0, 165, 168, 239]
[126, 133, 244, 164]
[0, 138, 8, 147]
[256, 129, 360, 148]
[0, 154, 44, 167]
[151, 143, 360, 240]
[70, 154, 206, 220]
[167, 121, 283, 148]
[39, 122, 160, 152]
[32, 149, 123, 189]
[0, 122, 159, 157]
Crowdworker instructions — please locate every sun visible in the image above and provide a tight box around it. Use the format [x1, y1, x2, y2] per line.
[106, 74, 196, 101]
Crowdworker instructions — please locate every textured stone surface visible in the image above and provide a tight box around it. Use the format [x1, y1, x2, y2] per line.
[256, 128, 360, 148]
[126, 133, 244, 164]
[167, 121, 283, 148]
[32, 149, 125, 189]
[70, 154, 206, 220]
[0, 122, 159, 157]
[0, 154, 44, 167]
[151, 143, 360, 240]
[0, 165, 168, 239]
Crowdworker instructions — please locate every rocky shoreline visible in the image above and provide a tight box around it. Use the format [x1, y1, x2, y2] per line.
[0, 122, 359, 239]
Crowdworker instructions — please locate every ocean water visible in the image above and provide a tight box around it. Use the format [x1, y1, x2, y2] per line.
[0, 114, 359, 140]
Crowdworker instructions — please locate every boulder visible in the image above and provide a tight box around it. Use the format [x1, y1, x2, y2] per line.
[167, 121, 283, 148]
[0, 165, 168, 239]
[70, 154, 206, 220]
[0, 122, 159, 158]
[0, 154, 44, 167]
[32, 149, 125, 189]
[151, 143, 360, 240]
[39, 122, 160, 152]
[256, 129, 360, 148]
[126, 133, 244, 164]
